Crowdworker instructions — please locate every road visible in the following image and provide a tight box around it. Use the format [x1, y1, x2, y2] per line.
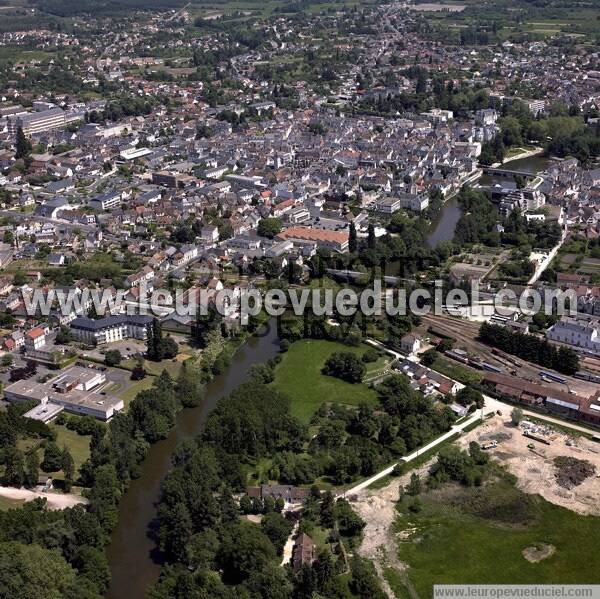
[0, 486, 88, 509]
[339, 408, 487, 497]
[527, 226, 568, 285]
[280, 521, 299, 566]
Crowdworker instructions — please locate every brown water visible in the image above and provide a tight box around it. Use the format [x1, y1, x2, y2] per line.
[105, 321, 281, 599]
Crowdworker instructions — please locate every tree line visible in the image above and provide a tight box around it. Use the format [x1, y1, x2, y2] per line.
[479, 321, 579, 375]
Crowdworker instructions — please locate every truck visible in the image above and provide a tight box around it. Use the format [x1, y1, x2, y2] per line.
[481, 440, 498, 450]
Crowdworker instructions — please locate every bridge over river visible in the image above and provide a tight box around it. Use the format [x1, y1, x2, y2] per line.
[482, 166, 535, 179]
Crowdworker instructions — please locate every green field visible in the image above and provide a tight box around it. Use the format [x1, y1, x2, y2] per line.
[419, 0, 600, 43]
[49, 424, 91, 475]
[394, 477, 600, 596]
[0, 496, 25, 511]
[118, 376, 157, 406]
[271, 339, 380, 423]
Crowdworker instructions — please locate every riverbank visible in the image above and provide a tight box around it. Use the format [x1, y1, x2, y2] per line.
[106, 320, 281, 598]
[489, 146, 545, 169]
[503, 146, 544, 164]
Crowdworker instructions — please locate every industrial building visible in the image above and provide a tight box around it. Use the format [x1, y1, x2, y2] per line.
[4, 366, 124, 421]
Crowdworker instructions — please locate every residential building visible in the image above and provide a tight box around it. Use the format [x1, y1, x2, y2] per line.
[70, 315, 153, 344]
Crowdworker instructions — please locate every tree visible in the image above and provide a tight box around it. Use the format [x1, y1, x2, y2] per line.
[361, 348, 378, 363]
[349, 556, 387, 599]
[217, 521, 278, 584]
[104, 349, 122, 367]
[261, 512, 293, 555]
[320, 491, 336, 528]
[322, 351, 366, 383]
[131, 359, 146, 380]
[4, 447, 24, 487]
[72, 545, 110, 594]
[367, 223, 376, 249]
[146, 319, 179, 361]
[511, 406, 524, 426]
[1, 354, 13, 367]
[15, 126, 32, 160]
[246, 563, 293, 598]
[349, 221, 357, 253]
[257, 218, 283, 239]
[160, 502, 192, 563]
[161, 336, 179, 359]
[55, 326, 72, 345]
[41, 442, 64, 473]
[421, 348, 437, 367]
[456, 386, 484, 409]
[335, 498, 365, 537]
[62, 447, 75, 491]
[0, 541, 76, 598]
[313, 548, 335, 591]
[406, 472, 422, 496]
[24, 450, 39, 488]
[187, 529, 219, 570]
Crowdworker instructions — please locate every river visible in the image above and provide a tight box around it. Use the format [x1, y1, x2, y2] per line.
[426, 196, 462, 248]
[426, 154, 555, 248]
[106, 322, 281, 598]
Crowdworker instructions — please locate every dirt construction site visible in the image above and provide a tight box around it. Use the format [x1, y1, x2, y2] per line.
[351, 414, 600, 597]
[458, 415, 600, 516]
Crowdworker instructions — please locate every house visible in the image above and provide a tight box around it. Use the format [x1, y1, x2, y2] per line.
[5, 366, 124, 421]
[400, 333, 421, 355]
[47, 253, 66, 267]
[9, 330, 24, 349]
[200, 225, 219, 243]
[375, 197, 402, 214]
[89, 190, 122, 211]
[246, 484, 310, 506]
[546, 316, 600, 353]
[24, 327, 46, 351]
[292, 534, 315, 573]
[276, 227, 349, 253]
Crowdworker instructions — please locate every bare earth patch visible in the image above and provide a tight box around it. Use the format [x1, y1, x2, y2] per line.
[350, 415, 600, 595]
[0, 486, 87, 510]
[522, 543, 556, 563]
[350, 461, 434, 598]
[457, 417, 600, 516]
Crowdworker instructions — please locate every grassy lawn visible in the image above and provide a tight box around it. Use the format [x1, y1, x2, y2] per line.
[121, 357, 184, 377]
[0, 496, 25, 511]
[49, 425, 91, 474]
[394, 477, 600, 595]
[118, 377, 157, 407]
[271, 339, 379, 423]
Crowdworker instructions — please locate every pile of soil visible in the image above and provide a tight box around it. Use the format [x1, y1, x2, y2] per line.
[522, 543, 556, 563]
[554, 456, 596, 490]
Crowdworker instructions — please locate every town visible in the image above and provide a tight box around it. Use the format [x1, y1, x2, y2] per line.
[0, 0, 598, 597]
